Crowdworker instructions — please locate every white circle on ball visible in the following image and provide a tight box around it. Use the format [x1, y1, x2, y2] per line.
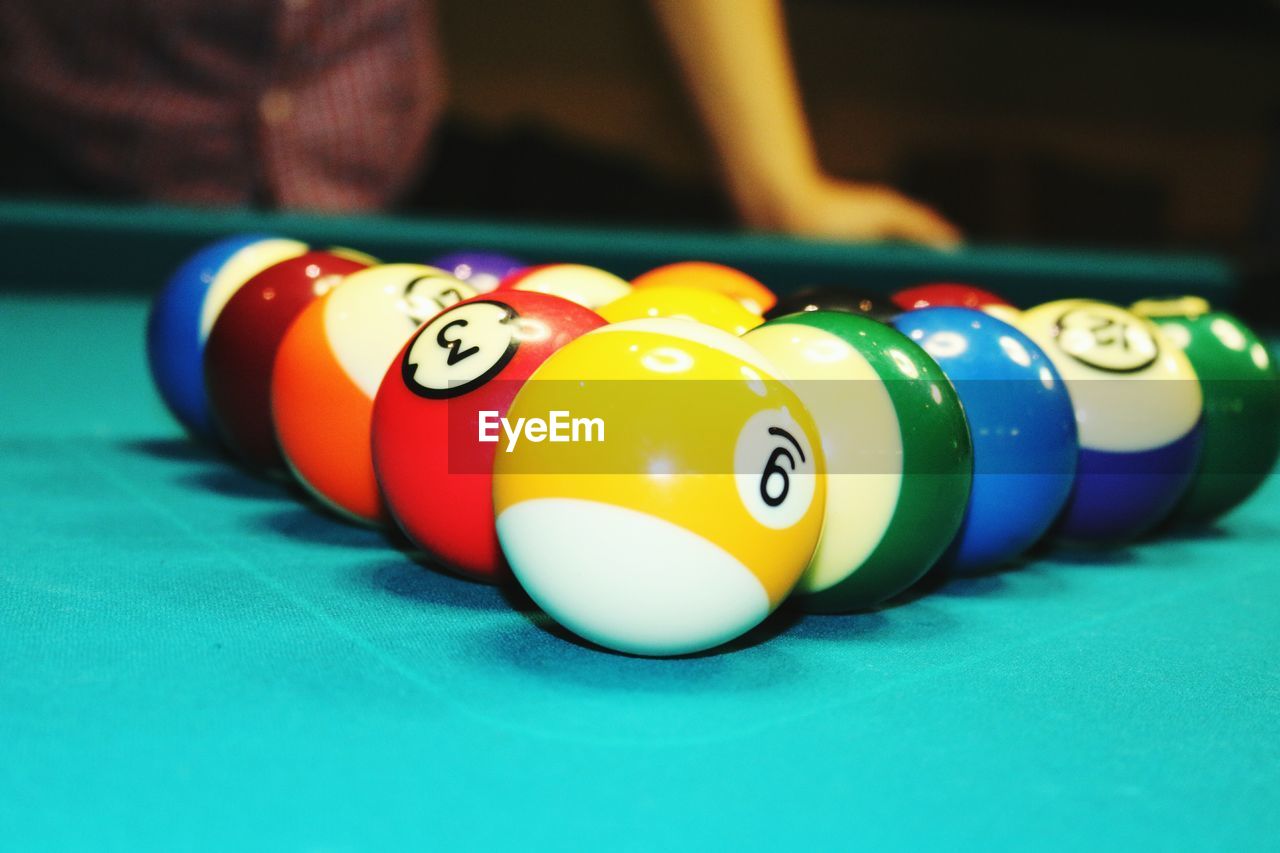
[403, 300, 520, 398]
[733, 407, 818, 530]
[1017, 301, 1202, 453]
[1054, 304, 1159, 373]
[400, 273, 472, 326]
[326, 265, 475, 398]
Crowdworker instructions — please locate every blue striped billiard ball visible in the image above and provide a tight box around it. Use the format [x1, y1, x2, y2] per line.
[1015, 299, 1204, 543]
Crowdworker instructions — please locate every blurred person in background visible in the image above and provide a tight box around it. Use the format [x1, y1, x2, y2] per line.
[0, 0, 959, 245]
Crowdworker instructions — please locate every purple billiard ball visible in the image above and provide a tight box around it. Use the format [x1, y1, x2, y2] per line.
[427, 252, 526, 294]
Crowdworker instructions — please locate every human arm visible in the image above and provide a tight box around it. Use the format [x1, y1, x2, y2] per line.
[649, 0, 960, 245]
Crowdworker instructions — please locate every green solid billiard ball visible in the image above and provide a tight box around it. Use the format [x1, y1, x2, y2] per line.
[1132, 296, 1280, 526]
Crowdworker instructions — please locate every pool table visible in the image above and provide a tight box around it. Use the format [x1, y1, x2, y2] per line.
[2, 199, 1277, 850]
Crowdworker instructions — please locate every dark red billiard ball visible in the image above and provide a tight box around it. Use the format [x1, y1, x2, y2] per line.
[371, 290, 606, 582]
[890, 282, 1014, 313]
[204, 250, 372, 474]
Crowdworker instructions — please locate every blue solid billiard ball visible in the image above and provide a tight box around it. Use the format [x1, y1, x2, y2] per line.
[893, 307, 1078, 573]
[146, 234, 306, 442]
[427, 251, 526, 294]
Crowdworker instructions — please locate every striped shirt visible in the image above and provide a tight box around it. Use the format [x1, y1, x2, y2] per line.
[0, 0, 445, 210]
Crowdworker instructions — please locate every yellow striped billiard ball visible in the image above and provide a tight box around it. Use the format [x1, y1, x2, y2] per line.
[493, 318, 825, 656]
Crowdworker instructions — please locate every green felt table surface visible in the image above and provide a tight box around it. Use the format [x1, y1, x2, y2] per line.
[1, 204, 1277, 851]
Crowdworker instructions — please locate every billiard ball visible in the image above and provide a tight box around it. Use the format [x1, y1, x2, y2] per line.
[371, 291, 606, 581]
[204, 250, 373, 474]
[891, 283, 1014, 313]
[631, 261, 777, 315]
[1131, 295, 1280, 526]
[1015, 299, 1204, 542]
[764, 285, 898, 322]
[497, 263, 631, 309]
[147, 234, 307, 442]
[493, 318, 825, 656]
[599, 285, 763, 335]
[427, 251, 525, 294]
[743, 311, 971, 610]
[978, 303, 1025, 325]
[272, 264, 475, 525]
[891, 307, 1078, 573]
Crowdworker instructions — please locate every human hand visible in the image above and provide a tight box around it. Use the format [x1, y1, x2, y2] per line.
[770, 177, 962, 248]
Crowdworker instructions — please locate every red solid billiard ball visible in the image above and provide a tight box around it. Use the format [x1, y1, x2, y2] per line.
[371, 290, 606, 581]
[205, 250, 372, 474]
[890, 283, 1014, 312]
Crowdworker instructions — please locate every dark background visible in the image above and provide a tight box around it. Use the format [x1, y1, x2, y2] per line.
[416, 0, 1280, 261]
[2, 0, 1277, 261]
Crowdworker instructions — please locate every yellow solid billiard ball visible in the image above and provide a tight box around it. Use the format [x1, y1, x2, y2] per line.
[492, 318, 825, 656]
[632, 261, 777, 315]
[598, 285, 763, 336]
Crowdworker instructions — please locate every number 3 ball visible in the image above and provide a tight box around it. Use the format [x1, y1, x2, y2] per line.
[272, 265, 475, 525]
[1015, 299, 1204, 542]
[493, 319, 826, 657]
[372, 291, 606, 581]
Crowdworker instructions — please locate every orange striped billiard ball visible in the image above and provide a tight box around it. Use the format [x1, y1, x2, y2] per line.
[272, 264, 475, 524]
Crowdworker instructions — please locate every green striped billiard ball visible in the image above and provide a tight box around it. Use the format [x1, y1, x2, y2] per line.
[1131, 296, 1280, 526]
[743, 310, 973, 612]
